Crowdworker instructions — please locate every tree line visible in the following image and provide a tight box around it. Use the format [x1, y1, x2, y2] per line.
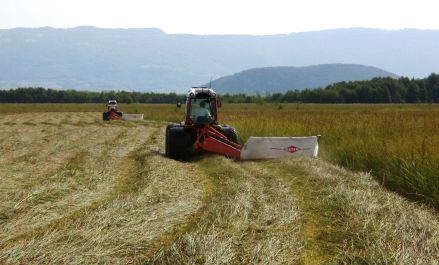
[222, 73, 439, 103]
[0, 88, 184, 104]
[1, 74, 438, 104]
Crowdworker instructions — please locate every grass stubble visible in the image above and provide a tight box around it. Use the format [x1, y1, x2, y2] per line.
[265, 158, 439, 264]
[0, 106, 439, 264]
[0, 113, 206, 264]
[147, 157, 301, 264]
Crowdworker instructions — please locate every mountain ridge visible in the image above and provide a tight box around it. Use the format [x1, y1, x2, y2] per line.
[0, 27, 438, 92]
[207, 64, 398, 93]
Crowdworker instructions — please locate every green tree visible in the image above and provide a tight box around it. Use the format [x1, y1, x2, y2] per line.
[406, 82, 419, 103]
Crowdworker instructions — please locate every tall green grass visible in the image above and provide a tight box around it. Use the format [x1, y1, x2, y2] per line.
[220, 104, 439, 208]
[2, 103, 439, 207]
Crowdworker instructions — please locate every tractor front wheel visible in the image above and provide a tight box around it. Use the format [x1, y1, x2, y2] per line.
[103, 112, 110, 121]
[165, 125, 192, 159]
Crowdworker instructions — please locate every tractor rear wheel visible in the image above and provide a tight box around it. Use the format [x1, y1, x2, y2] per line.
[166, 125, 192, 159]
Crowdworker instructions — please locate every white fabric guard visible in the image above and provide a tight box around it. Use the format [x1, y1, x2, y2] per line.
[240, 136, 319, 160]
[122, 114, 144, 121]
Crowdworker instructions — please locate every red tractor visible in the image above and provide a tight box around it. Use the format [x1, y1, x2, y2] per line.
[165, 87, 240, 159]
[165, 87, 320, 160]
[103, 100, 123, 121]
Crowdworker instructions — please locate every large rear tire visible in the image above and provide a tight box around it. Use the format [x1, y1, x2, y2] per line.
[165, 124, 178, 157]
[165, 125, 193, 159]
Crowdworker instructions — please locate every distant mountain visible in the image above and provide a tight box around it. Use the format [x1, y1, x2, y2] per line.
[208, 64, 398, 93]
[0, 27, 438, 92]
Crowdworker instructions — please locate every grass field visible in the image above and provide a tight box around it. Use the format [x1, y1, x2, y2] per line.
[1, 104, 439, 264]
[2, 103, 438, 207]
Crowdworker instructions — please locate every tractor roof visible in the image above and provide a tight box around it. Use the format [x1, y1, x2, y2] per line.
[187, 87, 216, 98]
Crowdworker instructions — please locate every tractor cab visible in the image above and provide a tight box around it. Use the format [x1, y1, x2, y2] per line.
[185, 87, 218, 125]
[107, 100, 118, 111]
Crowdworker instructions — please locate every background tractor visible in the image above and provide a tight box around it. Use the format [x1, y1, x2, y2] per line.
[103, 100, 124, 121]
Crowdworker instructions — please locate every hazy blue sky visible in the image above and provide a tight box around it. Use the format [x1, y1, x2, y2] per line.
[1, 0, 439, 34]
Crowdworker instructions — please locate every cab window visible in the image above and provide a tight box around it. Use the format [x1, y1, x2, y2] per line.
[190, 98, 216, 123]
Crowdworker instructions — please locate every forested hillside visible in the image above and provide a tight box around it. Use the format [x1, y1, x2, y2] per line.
[208, 64, 397, 93]
[260, 73, 439, 103]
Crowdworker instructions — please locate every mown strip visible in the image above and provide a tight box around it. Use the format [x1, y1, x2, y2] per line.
[126, 160, 218, 262]
[146, 156, 301, 265]
[0, 126, 132, 239]
[0, 126, 117, 232]
[1, 123, 209, 264]
[264, 157, 439, 264]
[0, 126, 161, 253]
[263, 159, 345, 264]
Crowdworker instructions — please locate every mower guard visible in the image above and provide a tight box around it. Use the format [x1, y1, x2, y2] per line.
[122, 114, 144, 121]
[240, 136, 319, 160]
[190, 124, 319, 160]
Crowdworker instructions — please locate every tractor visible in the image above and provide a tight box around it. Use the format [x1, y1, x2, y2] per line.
[165, 87, 320, 160]
[103, 100, 123, 121]
[165, 87, 240, 159]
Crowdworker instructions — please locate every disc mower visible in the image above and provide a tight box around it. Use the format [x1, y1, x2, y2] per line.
[165, 87, 320, 160]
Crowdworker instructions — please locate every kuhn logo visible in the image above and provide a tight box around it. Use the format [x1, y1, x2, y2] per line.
[271, 145, 301, 154]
